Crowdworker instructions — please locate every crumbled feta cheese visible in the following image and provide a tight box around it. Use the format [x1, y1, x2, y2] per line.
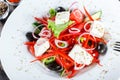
[34, 38, 50, 57]
[90, 21, 105, 38]
[55, 11, 70, 25]
[69, 44, 93, 65]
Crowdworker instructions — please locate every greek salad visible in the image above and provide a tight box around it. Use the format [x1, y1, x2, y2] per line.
[25, 5, 108, 78]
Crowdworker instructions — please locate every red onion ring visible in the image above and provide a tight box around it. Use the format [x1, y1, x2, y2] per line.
[39, 27, 51, 38]
[69, 1, 79, 11]
[83, 21, 93, 32]
[32, 27, 40, 39]
[55, 39, 68, 48]
[69, 28, 80, 34]
[77, 32, 97, 51]
[32, 24, 47, 39]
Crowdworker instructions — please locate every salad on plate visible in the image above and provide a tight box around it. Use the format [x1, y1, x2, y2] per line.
[24, 3, 108, 78]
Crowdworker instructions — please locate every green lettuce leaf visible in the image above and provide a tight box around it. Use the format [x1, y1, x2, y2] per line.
[48, 20, 74, 38]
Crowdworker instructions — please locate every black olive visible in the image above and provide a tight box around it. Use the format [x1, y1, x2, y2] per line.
[46, 61, 63, 72]
[26, 32, 37, 41]
[96, 42, 108, 55]
[34, 24, 45, 35]
[56, 66, 63, 73]
[88, 40, 92, 47]
[55, 7, 66, 12]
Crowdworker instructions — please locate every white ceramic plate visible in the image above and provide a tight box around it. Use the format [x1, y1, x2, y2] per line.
[1, 0, 120, 80]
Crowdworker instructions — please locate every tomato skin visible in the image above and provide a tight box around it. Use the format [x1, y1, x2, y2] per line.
[70, 9, 85, 24]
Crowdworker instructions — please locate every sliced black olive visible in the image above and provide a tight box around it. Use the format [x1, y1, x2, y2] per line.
[88, 40, 92, 47]
[46, 61, 63, 72]
[55, 7, 66, 12]
[96, 42, 108, 55]
[26, 32, 37, 41]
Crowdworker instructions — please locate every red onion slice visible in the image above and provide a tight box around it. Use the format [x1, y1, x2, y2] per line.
[39, 28, 51, 38]
[69, 28, 80, 34]
[77, 32, 96, 51]
[69, 1, 79, 11]
[32, 27, 40, 39]
[55, 39, 68, 48]
[84, 21, 93, 32]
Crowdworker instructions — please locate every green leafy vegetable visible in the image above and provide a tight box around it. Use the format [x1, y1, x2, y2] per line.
[48, 20, 74, 38]
[32, 21, 41, 27]
[49, 8, 56, 18]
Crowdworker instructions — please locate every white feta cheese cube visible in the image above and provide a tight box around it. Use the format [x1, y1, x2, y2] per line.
[69, 44, 93, 65]
[34, 38, 50, 57]
[90, 21, 105, 38]
[55, 11, 70, 25]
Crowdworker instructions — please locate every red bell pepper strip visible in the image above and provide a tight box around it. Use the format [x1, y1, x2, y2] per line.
[43, 17, 48, 21]
[91, 50, 102, 66]
[55, 51, 74, 64]
[31, 52, 55, 62]
[96, 37, 107, 44]
[67, 69, 78, 78]
[83, 6, 94, 21]
[83, 34, 89, 48]
[92, 51, 99, 59]
[92, 58, 102, 66]
[55, 55, 69, 73]
[59, 47, 72, 52]
[59, 33, 80, 39]
[49, 40, 57, 50]
[28, 45, 35, 56]
[60, 56, 74, 68]
[37, 53, 55, 60]
[24, 41, 36, 45]
[34, 17, 48, 25]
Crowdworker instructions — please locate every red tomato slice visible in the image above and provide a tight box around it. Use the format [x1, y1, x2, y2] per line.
[70, 9, 84, 24]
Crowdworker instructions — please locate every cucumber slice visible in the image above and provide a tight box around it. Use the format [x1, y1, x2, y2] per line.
[42, 56, 55, 65]
[84, 11, 102, 21]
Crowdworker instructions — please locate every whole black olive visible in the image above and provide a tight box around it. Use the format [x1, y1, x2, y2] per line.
[55, 7, 66, 12]
[96, 42, 108, 55]
[46, 61, 63, 72]
[26, 32, 37, 41]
